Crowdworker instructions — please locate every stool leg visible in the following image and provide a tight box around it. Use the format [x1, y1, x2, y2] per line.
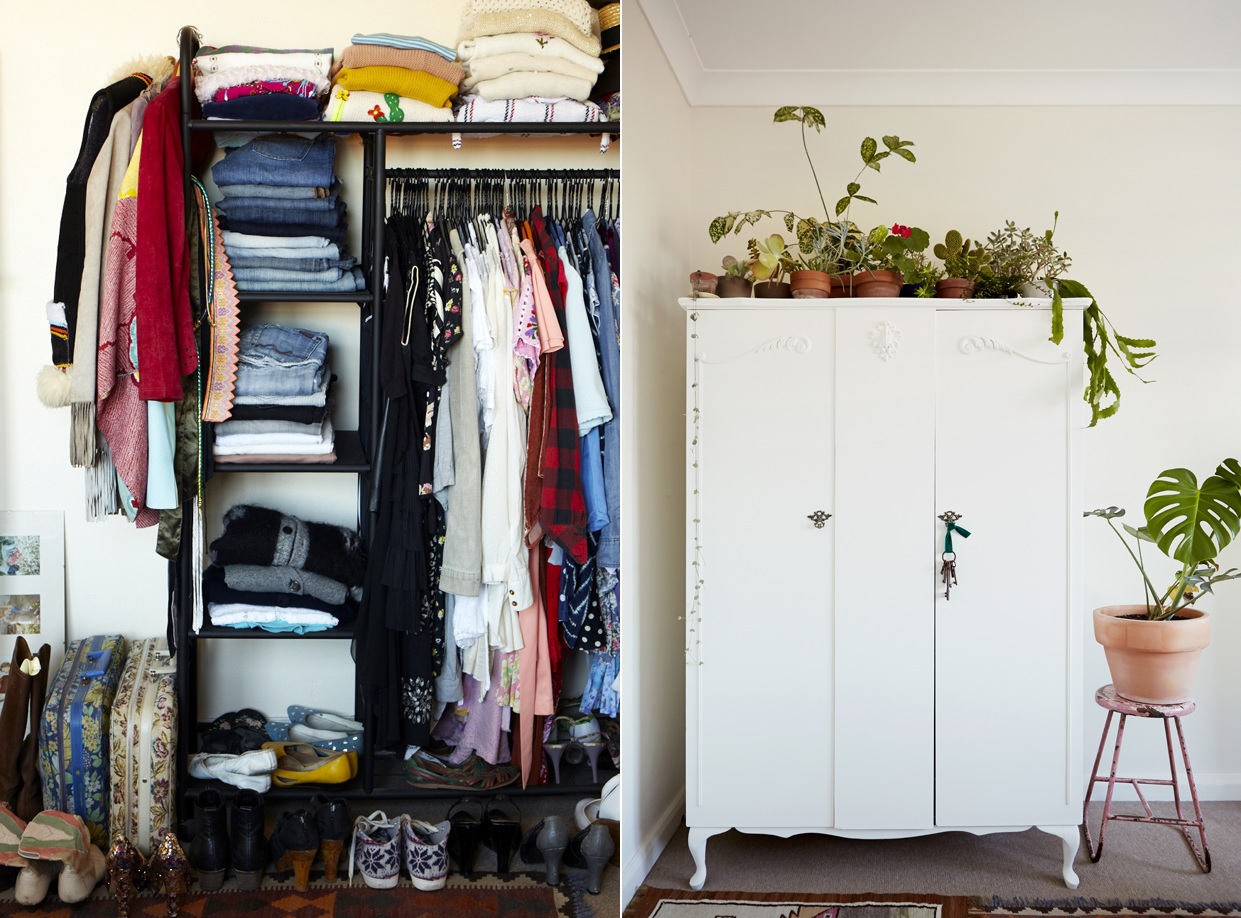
[1172, 715, 1211, 873]
[1084, 711, 1124, 863]
[1163, 718, 1185, 823]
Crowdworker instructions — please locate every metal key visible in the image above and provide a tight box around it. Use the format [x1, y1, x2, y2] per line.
[941, 552, 958, 600]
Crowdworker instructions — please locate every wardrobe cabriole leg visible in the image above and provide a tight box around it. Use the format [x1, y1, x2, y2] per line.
[1036, 825, 1081, 889]
[687, 827, 726, 891]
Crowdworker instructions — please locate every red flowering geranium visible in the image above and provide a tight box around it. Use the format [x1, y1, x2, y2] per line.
[890, 223, 912, 238]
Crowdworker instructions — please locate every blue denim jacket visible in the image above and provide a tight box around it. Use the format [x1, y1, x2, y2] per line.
[211, 134, 338, 188]
[582, 210, 620, 568]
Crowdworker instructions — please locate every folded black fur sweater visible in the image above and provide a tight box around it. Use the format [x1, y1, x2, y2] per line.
[209, 504, 367, 588]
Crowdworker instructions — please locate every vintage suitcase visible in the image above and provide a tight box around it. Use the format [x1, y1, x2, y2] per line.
[109, 637, 177, 856]
[38, 634, 127, 847]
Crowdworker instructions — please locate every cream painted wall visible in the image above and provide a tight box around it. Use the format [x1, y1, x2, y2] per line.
[0, 5, 613, 715]
[623, 2, 1241, 899]
[618, 4, 692, 907]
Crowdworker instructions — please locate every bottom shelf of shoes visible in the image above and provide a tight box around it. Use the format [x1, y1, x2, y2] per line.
[183, 750, 618, 802]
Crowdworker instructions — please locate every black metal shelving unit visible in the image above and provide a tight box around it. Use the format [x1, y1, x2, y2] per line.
[172, 26, 619, 819]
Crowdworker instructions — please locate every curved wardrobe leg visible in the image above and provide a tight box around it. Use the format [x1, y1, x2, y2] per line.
[687, 827, 727, 891]
[1037, 824, 1081, 889]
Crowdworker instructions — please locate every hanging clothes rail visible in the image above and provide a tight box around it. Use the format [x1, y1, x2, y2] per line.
[386, 168, 619, 224]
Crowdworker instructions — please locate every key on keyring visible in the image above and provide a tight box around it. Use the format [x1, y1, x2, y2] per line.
[940, 553, 958, 600]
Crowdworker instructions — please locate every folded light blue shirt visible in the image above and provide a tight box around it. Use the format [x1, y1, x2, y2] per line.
[351, 32, 456, 61]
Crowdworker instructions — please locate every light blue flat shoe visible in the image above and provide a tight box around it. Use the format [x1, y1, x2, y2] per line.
[265, 720, 291, 741]
[288, 722, 362, 753]
[287, 705, 364, 733]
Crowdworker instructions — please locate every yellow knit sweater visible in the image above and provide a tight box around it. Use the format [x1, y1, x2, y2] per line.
[333, 66, 458, 108]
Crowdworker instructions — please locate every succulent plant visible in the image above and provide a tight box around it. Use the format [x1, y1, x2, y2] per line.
[933, 230, 992, 281]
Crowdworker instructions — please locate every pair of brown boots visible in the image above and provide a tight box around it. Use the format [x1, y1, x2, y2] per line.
[0, 636, 52, 821]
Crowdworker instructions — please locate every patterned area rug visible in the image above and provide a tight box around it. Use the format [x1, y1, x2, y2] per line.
[0, 870, 587, 917]
[623, 890, 968, 918]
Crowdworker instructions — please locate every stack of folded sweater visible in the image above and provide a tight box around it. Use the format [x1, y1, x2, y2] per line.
[326, 32, 463, 124]
[455, 0, 608, 123]
[193, 44, 334, 124]
[212, 134, 364, 293]
[214, 323, 337, 464]
[205, 505, 367, 634]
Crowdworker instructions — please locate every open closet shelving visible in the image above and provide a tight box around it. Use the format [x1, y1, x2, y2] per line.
[172, 26, 619, 810]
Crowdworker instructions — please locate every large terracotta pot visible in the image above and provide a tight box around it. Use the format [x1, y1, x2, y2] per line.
[790, 270, 831, 299]
[715, 276, 753, 298]
[1093, 605, 1211, 704]
[851, 269, 903, 298]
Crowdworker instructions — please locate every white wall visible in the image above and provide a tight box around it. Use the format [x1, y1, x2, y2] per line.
[622, 7, 1241, 898]
[618, 3, 693, 907]
[0, 4, 613, 716]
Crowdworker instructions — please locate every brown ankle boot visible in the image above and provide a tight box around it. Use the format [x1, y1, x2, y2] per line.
[0, 638, 33, 809]
[13, 643, 50, 821]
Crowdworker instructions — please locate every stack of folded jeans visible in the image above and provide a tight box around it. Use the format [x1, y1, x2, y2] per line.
[325, 33, 463, 124]
[205, 504, 367, 634]
[212, 134, 365, 293]
[454, 0, 608, 124]
[193, 44, 335, 123]
[214, 323, 337, 464]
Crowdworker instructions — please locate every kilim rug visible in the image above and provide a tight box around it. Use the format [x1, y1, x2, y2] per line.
[623, 889, 969, 918]
[0, 870, 599, 917]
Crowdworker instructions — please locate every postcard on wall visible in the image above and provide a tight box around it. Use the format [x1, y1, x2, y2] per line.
[0, 512, 65, 703]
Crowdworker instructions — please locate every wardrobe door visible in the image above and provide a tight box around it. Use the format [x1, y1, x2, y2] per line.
[833, 307, 936, 830]
[933, 308, 1083, 828]
[686, 306, 836, 829]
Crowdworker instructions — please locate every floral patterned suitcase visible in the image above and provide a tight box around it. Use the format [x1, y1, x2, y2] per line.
[109, 637, 177, 856]
[38, 634, 127, 847]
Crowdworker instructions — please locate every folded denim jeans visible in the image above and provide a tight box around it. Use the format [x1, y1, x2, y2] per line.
[217, 182, 337, 200]
[229, 254, 355, 272]
[221, 219, 346, 246]
[226, 241, 342, 259]
[221, 198, 345, 228]
[232, 266, 347, 284]
[222, 230, 334, 250]
[235, 324, 328, 400]
[220, 192, 341, 213]
[233, 371, 329, 406]
[233, 270, 365, 294]
[212, 134, 338, 188]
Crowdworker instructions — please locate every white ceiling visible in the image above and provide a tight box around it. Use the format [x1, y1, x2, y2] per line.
[636, 0, 1241, 106]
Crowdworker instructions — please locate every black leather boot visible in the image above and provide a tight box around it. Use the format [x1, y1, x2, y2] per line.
[187, 789, 229, 890]
[230, 789, 267, 890]
[310, 795, 349, 882]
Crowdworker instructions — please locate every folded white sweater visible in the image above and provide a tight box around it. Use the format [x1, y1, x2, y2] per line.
[468, 71, 593, 103]
[458, 32, 603, 73]
[462, 52, 600, 90]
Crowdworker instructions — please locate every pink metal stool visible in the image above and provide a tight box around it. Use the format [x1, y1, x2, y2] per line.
[1083, 684, 1210, 872]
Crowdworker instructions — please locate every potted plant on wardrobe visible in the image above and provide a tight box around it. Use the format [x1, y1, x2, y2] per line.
[932, 229, 991, 299]
[707, 106, 916, 300]
[716, 254, 754, 297]
[748, 234, 795, 298]
[1086, 458, 1241, 704]
[975, 212, 1074, 299]
[848, 223, 930, 297]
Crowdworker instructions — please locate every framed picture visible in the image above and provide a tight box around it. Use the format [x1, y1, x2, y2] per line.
[0, 512, 65, 700]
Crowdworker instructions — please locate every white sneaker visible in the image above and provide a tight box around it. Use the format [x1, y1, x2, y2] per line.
[349, 811, 402, 889]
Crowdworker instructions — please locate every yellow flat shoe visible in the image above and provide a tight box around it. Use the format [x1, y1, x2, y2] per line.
[262, 742, 358, 778]
[264, 743, 355, 786]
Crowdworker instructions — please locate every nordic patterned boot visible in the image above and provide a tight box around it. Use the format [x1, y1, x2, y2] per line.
[401, 815, 450, 890]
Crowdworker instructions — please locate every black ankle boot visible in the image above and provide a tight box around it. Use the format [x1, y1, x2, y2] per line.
[311, 795, 349, 882]
[187, 789, 229, 890]
[230, 789, 267, 890]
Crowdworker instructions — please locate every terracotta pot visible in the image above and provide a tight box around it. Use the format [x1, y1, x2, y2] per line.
[1093, 605, 1211, 704]
[790, 270, 831, 299]
[753, 281, 792, 299]
[851, 269, 904, 298]
[829, 275, 853, 298]
[715, 275, 753, 298]
[690, 270, 718, 295]
[935, 277, 975, 299]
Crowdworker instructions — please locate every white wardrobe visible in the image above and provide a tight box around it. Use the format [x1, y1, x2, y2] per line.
[682, 297, 1088, 888]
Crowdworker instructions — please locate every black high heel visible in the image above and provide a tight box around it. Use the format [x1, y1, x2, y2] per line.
[446, 797, 483, 874]
[481, 795, 521, 873]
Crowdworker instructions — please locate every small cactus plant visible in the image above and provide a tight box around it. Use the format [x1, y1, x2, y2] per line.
[933, 230, 992, 280]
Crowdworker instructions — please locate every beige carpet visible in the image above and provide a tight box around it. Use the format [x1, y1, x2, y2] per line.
[638, 802, 1241, 906]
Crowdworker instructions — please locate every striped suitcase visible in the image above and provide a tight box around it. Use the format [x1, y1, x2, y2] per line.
[109, 637, 177, 856]
[38, 634, 127, 847]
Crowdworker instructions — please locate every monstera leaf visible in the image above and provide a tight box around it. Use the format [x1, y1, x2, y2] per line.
[1144, 467, 1241, 566]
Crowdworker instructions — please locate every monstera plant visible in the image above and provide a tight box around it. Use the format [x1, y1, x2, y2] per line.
[1086, 459, 1241, 703]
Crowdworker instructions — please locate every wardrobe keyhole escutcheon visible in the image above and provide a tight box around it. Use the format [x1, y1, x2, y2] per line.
[807, 511, 833, 529]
